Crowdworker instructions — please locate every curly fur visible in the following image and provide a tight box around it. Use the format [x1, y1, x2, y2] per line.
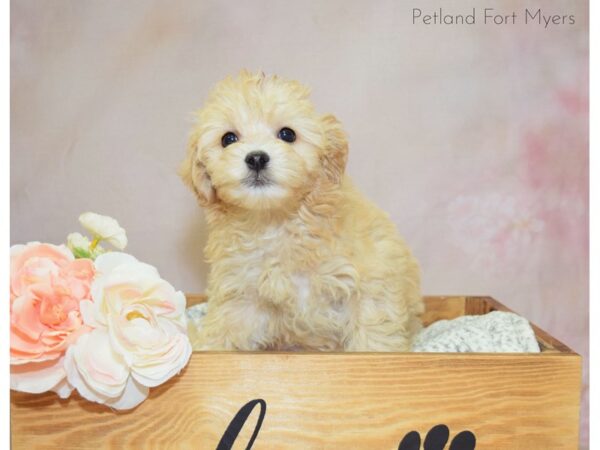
[180, 71, 423, 351]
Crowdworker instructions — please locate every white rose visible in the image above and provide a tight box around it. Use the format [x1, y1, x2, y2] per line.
[67, 232, 105, 259]
[65, 252, 191, 410]
[67, 232, 90, 250]
[79, 212, 128, 250]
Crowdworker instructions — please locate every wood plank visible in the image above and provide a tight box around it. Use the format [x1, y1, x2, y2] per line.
[186, 293, 207, 307]
[421, 296, 466, 326]
[11, 352, 581, 449]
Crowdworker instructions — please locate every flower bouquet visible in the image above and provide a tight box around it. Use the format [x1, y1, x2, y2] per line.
[10, 213, 192, 410]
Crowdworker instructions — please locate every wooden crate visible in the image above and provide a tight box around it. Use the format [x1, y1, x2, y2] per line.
[11, 296, 581, 449]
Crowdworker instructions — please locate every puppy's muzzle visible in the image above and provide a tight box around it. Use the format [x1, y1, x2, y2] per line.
[245, 151, 270, 172]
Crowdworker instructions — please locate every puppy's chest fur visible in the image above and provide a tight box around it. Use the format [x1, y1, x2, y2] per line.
[208, 218, 357, 349]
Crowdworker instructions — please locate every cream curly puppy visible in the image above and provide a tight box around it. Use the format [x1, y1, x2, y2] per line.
[180, 71, 423, 351]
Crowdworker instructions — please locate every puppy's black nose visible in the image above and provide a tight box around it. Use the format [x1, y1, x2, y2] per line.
[245, 151, 270, 171]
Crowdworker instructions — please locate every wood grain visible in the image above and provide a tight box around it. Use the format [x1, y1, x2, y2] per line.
[421, 296, 466, 326]
[11, 297, 582, 449]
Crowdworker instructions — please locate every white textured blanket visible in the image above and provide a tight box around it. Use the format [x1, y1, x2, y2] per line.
[186, 304, 540, 353]
[412, 311, 540, 352]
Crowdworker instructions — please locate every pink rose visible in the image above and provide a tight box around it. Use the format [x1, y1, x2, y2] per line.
[10, 242, 95, 396]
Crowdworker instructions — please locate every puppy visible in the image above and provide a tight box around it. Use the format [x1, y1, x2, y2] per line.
[180, 71, 423, 351]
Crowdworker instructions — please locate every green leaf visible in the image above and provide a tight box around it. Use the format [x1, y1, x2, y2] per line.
[72, 247, 92, 259]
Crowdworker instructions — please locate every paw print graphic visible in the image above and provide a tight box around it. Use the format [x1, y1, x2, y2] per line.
[398, 424, 476, 450]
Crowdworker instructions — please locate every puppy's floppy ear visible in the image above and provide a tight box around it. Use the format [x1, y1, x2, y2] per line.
[179, 131, 216, 206]
[320, 114, 348, 184]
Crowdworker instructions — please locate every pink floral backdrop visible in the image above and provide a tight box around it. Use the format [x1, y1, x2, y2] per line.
[11, 0, 588, 446]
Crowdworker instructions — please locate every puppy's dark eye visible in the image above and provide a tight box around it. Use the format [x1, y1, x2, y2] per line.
[277, 127, 296, 143]
[221, 132, 238, 148]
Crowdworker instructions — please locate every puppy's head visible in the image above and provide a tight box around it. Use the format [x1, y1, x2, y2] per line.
[180, 71, 347, 211]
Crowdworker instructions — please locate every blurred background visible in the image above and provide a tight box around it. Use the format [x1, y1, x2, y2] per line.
[11, 0, 588, 446]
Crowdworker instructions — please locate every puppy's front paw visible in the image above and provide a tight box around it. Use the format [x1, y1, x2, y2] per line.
[257, 264, 295, 306]
[189, 327, 236, 351]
